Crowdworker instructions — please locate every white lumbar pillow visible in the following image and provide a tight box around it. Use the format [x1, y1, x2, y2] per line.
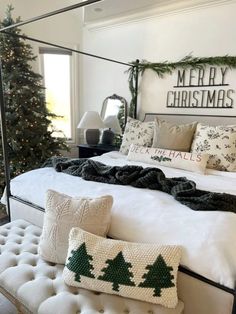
[127, 144, 209, 174]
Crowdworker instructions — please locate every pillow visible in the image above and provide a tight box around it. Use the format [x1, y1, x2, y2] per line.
[128, 144, 209, 174]
[63, 227, 181, 308]
[191, 123, 236, 172]
[39, 190, 113, 264]
[119, 117, 154, 155]
[152, 118, 197, 152]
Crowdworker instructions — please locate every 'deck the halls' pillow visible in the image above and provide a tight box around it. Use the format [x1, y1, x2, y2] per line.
[152, 118, 197, 152]
[39, 190, 113, 264]
[191, 123, 236, 172]
[119, 117, 154, 155]
[128, 144, 209, 174]
[63, 227, 181, 309]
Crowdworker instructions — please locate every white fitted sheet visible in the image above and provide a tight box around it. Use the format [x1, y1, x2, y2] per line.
[6, 151, 236, 288]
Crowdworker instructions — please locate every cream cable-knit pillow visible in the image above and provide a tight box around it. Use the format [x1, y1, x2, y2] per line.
[39, 190, 113, 264]
[63, 228, 182, 308]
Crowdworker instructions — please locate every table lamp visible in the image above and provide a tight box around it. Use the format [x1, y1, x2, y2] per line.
[77, 111, 105, 145]
[101, 115, 122, 145]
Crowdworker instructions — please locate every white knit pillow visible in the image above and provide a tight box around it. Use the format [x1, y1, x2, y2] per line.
[39, 190, 113, 264]
[120, 117, 154, 155]
[128, 144, 209, 174]
[63, 228, 181, 308]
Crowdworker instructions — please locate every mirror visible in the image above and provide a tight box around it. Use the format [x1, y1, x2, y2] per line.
[101, 94, 127, 133]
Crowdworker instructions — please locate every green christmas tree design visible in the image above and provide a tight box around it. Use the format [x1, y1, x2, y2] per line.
[139, 254, 175, 297]
[98, 251, 135, 292]
[66, 243, 95, 282]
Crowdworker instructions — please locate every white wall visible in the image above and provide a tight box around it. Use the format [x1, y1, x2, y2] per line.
[82, 1, 236, 120]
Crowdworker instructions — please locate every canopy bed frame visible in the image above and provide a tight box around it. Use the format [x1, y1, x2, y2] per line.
[0, 1, 236, 314]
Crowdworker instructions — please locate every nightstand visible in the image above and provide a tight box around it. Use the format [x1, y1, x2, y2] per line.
[77, 144, 119, 158]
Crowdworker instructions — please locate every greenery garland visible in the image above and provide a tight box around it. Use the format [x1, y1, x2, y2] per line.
[127, 55, 236, 118]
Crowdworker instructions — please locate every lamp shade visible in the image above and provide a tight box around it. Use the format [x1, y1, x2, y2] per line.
[103, 115, 122, 134]
[77, 111, 105, 129]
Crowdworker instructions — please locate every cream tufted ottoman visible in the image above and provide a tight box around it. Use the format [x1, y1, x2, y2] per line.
[0, 220, 184, 314]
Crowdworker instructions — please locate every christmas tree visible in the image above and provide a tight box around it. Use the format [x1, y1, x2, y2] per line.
[0, 6, 68, 197]
[98, 251, 135, 292]
[139, 254, 175, 297]
[66, 243, 95, 282]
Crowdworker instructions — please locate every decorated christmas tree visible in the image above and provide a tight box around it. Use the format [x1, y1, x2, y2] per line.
[66, 243, 95, 282]
[139, 254, 175, 297]
[0, 6, 68, 197]
[98, 251, 135, 292]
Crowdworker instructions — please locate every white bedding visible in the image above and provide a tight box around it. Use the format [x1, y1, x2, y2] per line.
[7, 151, 236, 288]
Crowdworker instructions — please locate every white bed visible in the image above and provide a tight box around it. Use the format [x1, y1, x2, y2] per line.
[5, 150, 236, 290]
[4, 112, 236, 314]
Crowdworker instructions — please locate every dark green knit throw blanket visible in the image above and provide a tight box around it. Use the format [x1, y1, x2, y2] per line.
[42, 157, 236, 213]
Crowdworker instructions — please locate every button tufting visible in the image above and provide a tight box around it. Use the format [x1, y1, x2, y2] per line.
[93, 291, 101, 295]
[49, 274, 56, 280]
[148, 311, 154, 314]
[76, 311, 81, 314]
[124, 310, 130, 314]
[73, 291, 79, 295]
[99, 310, 104, 313]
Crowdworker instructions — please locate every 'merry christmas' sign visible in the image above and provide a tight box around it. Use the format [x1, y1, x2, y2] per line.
[166, 67, 235, 108]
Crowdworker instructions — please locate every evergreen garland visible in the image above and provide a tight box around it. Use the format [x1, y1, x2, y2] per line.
[0, 6, 68, 198]
[127, 55, 236, 117]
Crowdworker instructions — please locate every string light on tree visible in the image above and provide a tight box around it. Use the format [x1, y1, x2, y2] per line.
[0, 5, 68, 198]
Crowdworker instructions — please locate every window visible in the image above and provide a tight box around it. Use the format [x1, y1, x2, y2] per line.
[40, 47, 73, 140]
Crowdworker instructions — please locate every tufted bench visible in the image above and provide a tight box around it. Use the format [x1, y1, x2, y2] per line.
[0, 220, 184, 314]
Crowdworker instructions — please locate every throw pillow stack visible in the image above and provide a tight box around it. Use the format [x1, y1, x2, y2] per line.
[120, 116, 236, 173]
[39, 189, 182, 308]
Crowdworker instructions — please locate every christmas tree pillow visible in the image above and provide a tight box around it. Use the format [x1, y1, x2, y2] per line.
[39, 190, 113, 264]
[63, 227, 182, 308]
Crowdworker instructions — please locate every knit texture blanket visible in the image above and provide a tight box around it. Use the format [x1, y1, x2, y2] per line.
[42, 157, 236, 213]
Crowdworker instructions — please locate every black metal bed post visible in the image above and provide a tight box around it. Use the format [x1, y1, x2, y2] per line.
[134, 59, 140, 119]
[0, 60, 11, 221]
[232, 285, 236, 314]
[0, 0, 103, 32]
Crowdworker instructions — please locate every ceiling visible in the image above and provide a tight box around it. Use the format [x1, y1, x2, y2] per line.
[83, 0, 226, 25]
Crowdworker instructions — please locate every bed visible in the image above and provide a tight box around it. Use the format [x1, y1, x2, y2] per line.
[0, 2, 236, 312]
[3, 113, 236, 314]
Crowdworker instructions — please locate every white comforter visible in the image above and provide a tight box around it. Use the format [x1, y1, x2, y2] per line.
[8, 151, 236, 288]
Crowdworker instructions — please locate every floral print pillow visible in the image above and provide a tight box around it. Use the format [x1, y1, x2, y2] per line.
[119, 117, 154, 155]
[191, 123, 236, 171]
